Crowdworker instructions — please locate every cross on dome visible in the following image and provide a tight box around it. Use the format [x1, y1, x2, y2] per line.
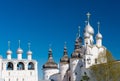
[64, 42, 67, 49]
[78, 26, 80, 37]
[18, 40, 21, 48]
[85, 21, 88, 26]
[49, 44, 52, 52]
[97, 21, 100, 33]
[8, 41, 11, 50]
[28, 43, 31, 51]
[86, 12, 91, 23]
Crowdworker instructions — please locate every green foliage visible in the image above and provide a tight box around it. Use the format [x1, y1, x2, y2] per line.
[81, 72, 90, 81]
[90, 50, 120, 81]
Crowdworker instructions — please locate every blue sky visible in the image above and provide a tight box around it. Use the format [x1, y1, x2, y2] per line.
[0, 0, 120, 79]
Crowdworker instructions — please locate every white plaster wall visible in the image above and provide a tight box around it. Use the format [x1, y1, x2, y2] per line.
[7, 55, 11, 60]
[43, 68, 59, 80]
[70, 59, 81, 81]
[0, 57, 2, 78]
[2, 60, 38, 81]
[18, 54, 22, 60]
[28, 55, 32, 60]
[60, 63, 69, 81]
[96, 39, 102, 47]
[2, 70, 38, 81]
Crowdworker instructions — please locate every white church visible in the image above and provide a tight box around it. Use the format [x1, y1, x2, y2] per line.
[42, 13, 107, 81]
[0, 40, 38, 81]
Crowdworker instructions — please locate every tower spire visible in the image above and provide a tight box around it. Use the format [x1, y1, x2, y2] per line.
[97, 21, 100, 33]
[18, 40, 21, 48]
[86, 12, 91, 24]
[28, 43, 31, 51]
[64, 42, 67, 49]
[78, 26, 80, 37]
[85, 21, 88, 26]
[8, 41, 10, 50]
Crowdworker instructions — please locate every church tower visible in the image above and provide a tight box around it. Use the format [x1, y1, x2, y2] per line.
[60, 42, 69, 81]
[6, 41, 12, 60]
[84, 12, 94, 46]
[43, 47, 59, 80]
[27, 43, 32, 60]
[70, 27, 83, 81]
[16, 40, 23, 60]
[96, 22, 103, 47]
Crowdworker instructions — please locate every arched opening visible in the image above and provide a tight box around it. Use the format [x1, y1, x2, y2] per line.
[17, 62, 24, 70]
[6, 62, 14, 70]
[51, 79, 54, 81]
[28, 62, 34, 70]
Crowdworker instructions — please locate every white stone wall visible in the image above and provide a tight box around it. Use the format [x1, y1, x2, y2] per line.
[70, 59, 82, 81]
[2, 59, 38, 81]
[60, 63, 69, 81]
[43, 68, 59, 80]
[7, 55, 11, 60]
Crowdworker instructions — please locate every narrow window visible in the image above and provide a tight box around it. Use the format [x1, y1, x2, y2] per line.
[95, 59, 97, 64]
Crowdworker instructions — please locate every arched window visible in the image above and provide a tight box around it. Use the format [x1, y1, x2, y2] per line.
[28, 62, 34, 70]
[51, 79, 54, 81]
[6, 62, 14, 70]
[17, 62, 24, 70]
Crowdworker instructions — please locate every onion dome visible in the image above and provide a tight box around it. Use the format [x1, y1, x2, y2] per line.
[75, 38, 79, 49]
[7, 50, 12, 55]
[96, 33, 102, 39]
[84, 23, 94, 35]
[6, 41, 12, 55]
[43, 48, 58, 69]
[60, 42, 69, 64]
[17, 48, 23, 54]
[96, 22, 103, 39]
[17, 40, 23, 54]
[71, 39, 82, 58]
[84, 12, 94, 35]
[84, 32, 90, 38]
[27, 43, 32, 55]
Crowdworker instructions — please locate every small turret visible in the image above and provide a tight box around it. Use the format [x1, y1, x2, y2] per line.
[6, 41, 12, 59]
[96, 22, 102, 47]
[27, 43, 32, 60]
[71, 26, 82, 58]
[60, 42, 69, 64]
[84, 12, 94, 45]
[60, 42, 69, 81]
[43, 48, 58, 69]
[16, 40, 23, 60]
[43, 46, 59, 80]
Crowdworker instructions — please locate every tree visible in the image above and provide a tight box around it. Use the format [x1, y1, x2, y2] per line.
[80, 72, 90, 81]
[90, 50, 120, 81]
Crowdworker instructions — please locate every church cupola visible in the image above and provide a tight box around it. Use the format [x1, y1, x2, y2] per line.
[27, 43, 32, 60]
[60, 42, 69, 64]
[6, 41, 12, 59]
[84, 12, 94, 35]
[96, 22, 102, 47]
[71, 27, 82, 58]
[84, 12, 94, 45]
[17, 40, 23, 60]
[43, 47, 58, 69]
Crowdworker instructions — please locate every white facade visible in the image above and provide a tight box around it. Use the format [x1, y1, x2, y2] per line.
[42, 13, 107, 81]
[0, 41, 38, 81]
